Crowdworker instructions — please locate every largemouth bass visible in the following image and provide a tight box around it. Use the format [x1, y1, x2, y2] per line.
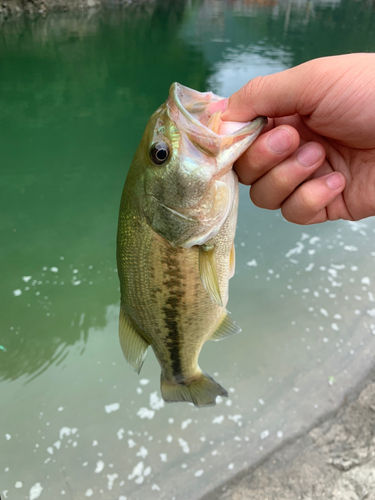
[117, 83, 266, 407]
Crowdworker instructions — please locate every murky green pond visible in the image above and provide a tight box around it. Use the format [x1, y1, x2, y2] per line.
[1, 1, 375, 499]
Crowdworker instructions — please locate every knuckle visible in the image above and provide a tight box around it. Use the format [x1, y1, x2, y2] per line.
[240, 76, 266, 106]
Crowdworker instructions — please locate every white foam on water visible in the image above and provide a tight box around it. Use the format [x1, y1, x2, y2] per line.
[160, 453, 167, 462]
[285, 242, 304, 258]
[246, 259, 257, 267]
[128, 439, 136, 448]
[137, 408, 155, 420]
[344, 245, 358, 251]
[85, 489, 93, 497]
[178, 438, 190, 453]
[5, 434, 11, 440]
[13, 289, 22, 296]
[50, 267, 58, 273]
[181, 419, 192, 430]
[136, 447, 148, 458]
[277, 431, 283, 438]
[107, 473, 118, 490]
[105, 403, 120, 414]
[15, 482, 23, 488]
[22, 276, 32, 282]
[139, 379, 149, 385]
[194, 469, 204, 477]
[117, 428, 124, 440]
[305, 263, 314, 272]
[260, 430, 269, 440]
[95, 461, 105, 473]
[212, 415, 224, 424]
[29, 483, 43, 500]
[331, 323, 339, 331]
[151, 484, 161, 491]
[149, 392, 164, 410]
[320, 308, 329, 317]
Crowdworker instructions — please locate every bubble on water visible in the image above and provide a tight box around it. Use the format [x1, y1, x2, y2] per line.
[277, 431, 283, 438]
[5, 433, 11, 440]
[246, 259, 257, 267]
[85, 489, 93, 497]
[50, 267, 58, 273]
[194, 469, 204, 477]
[152, 484, 161, 491]
[13, 289, 22, 296]
[320, 308, 329, 317]
[22, 276, 32, 282]
[228, 463, 234, 470]
[15, 481, 23, 488]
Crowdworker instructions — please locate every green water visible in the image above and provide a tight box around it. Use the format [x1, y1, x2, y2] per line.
[1, 1, 375, 499]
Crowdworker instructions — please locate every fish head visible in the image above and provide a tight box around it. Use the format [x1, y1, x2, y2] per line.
[138, 82, 267, 247]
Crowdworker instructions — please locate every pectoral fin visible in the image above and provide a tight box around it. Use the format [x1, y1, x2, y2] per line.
[199, 245, 223, 306]
[210, 311, 241, 341]
[119, 309, 149, 374]
[229, 243, 235, 279]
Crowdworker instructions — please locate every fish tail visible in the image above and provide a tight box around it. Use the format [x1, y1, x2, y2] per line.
[161, 373, 228, 407]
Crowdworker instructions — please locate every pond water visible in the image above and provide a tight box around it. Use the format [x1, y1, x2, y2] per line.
[1, 1, 375, 499]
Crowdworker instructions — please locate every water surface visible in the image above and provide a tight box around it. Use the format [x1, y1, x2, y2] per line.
[1, 1, 375, 499]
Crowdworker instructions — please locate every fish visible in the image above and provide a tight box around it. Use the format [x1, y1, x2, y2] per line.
[117, 82, 267, 407]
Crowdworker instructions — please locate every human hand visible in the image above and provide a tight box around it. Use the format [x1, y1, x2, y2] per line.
[208, 53, 375, 224]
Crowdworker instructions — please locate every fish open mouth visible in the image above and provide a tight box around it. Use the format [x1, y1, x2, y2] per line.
[168, 82, 267, 140]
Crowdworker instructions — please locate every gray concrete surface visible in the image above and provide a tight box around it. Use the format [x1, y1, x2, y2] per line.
[202, 367, 375, 500]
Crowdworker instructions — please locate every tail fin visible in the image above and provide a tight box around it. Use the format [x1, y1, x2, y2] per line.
[161, 373, 228, 407]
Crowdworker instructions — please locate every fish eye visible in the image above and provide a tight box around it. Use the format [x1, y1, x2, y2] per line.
[150, 142, 170, 165]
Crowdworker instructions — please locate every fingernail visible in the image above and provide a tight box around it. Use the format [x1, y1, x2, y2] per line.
[326, 172, 345, 190]
[297, 144, 322, 167]
[267, 128, 293, 154]
[207, 99, 228, 114]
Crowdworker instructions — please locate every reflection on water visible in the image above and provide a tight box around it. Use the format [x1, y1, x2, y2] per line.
[1, 0, 375, 499]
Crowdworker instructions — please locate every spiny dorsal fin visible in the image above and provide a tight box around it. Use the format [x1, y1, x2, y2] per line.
[229, 243, 235, 280]
[210, 311, 241, 341]
[119, 309, 149, 374]
[199, 245, 223, 306]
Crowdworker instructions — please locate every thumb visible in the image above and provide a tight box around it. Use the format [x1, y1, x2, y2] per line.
[220, 66, 315, 122]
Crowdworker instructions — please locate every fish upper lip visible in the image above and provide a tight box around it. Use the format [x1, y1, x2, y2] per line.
[169, 82, 267, 138]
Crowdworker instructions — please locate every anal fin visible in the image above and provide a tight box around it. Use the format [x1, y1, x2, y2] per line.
[119, 309, 149, 374]
[199, 245, 223, 306]
[210, 311, 241, 341]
